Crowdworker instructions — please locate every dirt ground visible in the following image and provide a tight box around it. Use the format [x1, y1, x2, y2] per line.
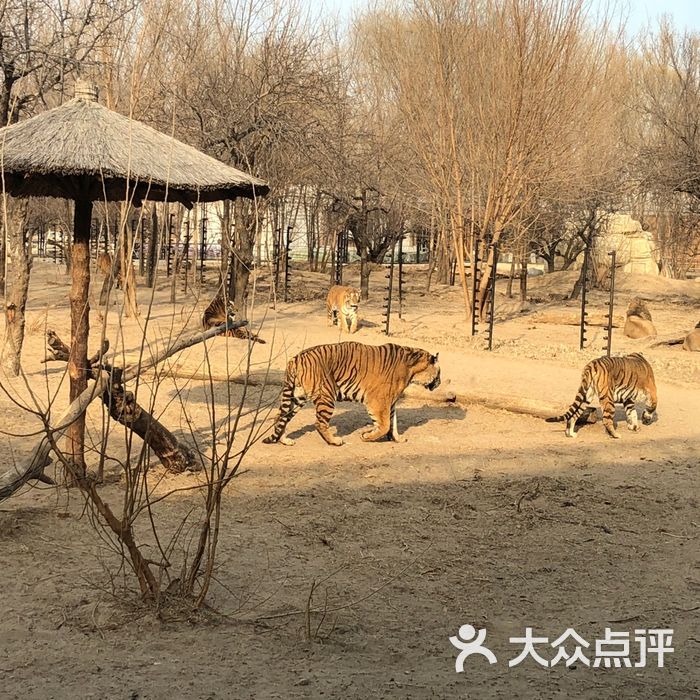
[0, 260, 699, 699]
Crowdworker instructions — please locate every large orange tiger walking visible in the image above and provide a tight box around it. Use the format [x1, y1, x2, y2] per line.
[263, 341, 441, 446]
[546, 353, 657, 438]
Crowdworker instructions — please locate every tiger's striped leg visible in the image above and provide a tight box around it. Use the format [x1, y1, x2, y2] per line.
[339, 312, 349, 334]
[565, 401, 589, 437]
[361, 399, 391, 442]
[389, 402, 406, 442]
[263, 388, 306, 446]
[642, 385, 657, 425]
[313, 395, 343, 446]
[624, 400, 640, 431]
[600, 393, 620, 438]
[327, 305, 336, 327]
[349, 314, 358, 334]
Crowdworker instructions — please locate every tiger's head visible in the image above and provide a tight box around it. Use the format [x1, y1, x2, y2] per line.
[343, 288, 361, 313]
[408, 349, 441, 391]
[626, 297, 652, 321]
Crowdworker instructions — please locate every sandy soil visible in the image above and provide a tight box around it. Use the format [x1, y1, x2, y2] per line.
[0, 260, 699, 699]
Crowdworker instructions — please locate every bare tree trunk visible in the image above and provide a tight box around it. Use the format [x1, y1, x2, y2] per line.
[230, 200, 253, 321]
[519, 246, 528, 302]
[506, 254, 516, 298]
[360, 246, 370, 301]
[476, 220, 507, 320]
[218, 200, 232, 293]
[1, 201, 31, 376]
[120, 213, 139, 317]
[146, 205, 159, 288]
[67, 198, 92, 472]
[0, 234, 5, 296]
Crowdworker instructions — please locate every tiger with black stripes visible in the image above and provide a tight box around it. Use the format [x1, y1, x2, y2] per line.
[326, 285, 361, 334]
[263, 341, 441, 446]
[202, 293, 266, 344]
[546, 353, 657, 438]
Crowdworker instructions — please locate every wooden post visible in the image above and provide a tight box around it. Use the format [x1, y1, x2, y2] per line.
[67, 196, 92, 471]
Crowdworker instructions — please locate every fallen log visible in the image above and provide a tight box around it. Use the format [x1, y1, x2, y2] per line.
[453, 389, 557, 419]
[101, 374, 196, 473]
[0, 319, 247, 502]
[650, 335, 687, 348]
[530, 310, 620, 328]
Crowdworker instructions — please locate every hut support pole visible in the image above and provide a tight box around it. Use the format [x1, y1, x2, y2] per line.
[67, 197, 92, 471]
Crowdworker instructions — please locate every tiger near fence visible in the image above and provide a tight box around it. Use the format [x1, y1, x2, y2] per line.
[546, 353, 657, 439]
[263, 341, 441, 446]
[326, 285, 361, 334]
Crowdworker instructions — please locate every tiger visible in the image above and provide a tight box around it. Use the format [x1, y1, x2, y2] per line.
[202, 293, 266, 344]
[96, 252, 122, 290]
[326, 285, 361, 334]
[683, 321, 700, 352]
[623, 297, 657, 339]
[545, 353, 657, 439]
[263, 341, 441, 446]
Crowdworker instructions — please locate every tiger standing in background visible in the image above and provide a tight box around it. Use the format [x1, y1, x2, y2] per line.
[263, 341, 441, 446]
[326, 285, 361, 334]
[96, 252, 122, 289]
[546, 353, 657, 438]
[202, 293, 266, 344]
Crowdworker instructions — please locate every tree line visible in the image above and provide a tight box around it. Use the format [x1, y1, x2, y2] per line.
[2, 0, 700, 322]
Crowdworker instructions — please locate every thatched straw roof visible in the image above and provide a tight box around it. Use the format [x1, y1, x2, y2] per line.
[0, 86, 268, 206]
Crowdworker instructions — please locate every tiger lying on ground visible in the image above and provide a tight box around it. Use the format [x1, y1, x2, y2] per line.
[623, 297, 657, 339]
[683, 321, 700, 352]
[263, 341, 441, 446]
[545, 352, 657, 438]
[202, 293, 266, 344]
[326, 285, 361, 334]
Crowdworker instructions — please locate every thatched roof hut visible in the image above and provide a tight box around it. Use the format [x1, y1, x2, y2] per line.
[0, 83, 268, 205]
[0, 81, 268, 468]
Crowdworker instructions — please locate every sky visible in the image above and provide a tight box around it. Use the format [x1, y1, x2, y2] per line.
[314, 0, 700, 35]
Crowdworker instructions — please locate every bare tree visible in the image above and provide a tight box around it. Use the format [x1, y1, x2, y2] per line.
[357, 0, 625, 320]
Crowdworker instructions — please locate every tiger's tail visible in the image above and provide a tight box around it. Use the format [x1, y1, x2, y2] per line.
[263, 359, 299, 444]
[545, 367, 593, 424]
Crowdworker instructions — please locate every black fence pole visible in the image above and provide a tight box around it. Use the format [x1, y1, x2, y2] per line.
[579, 243, 590, 350]
[398, 234, 404, 320]
[200, 210, 207, 283]
[283, 225, 292, 303]
[383, 242, 396, 335]
[273, 228, 281, 295]
[604, 250, 617, 357]
[167, 213, 175, 277]
[182, 220, 191, 293]
[138, 217, 145, 276]
[487, 240, 499, 351]
[333, 229, 345, 286]
[470, 235, 482, 336]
